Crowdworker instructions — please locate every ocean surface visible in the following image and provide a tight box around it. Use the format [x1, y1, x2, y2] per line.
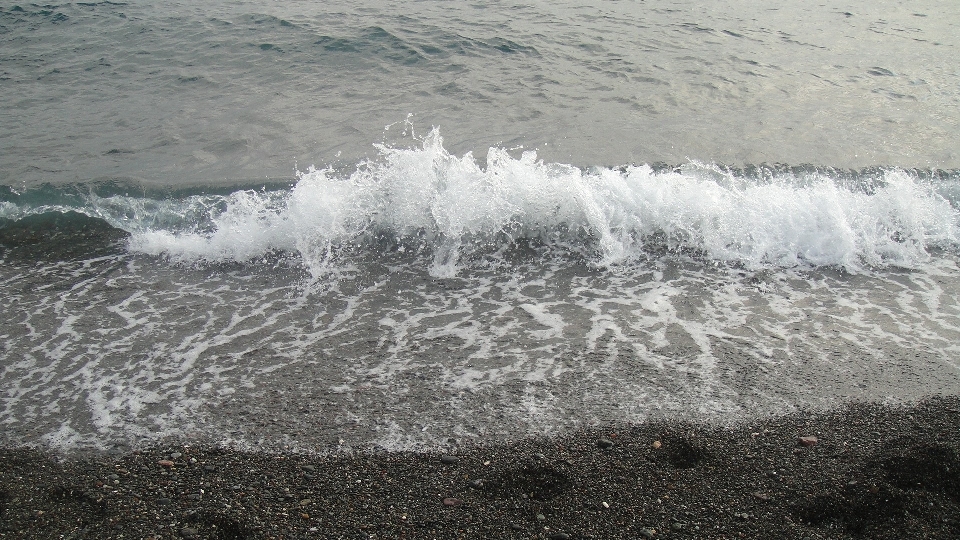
[2, 1, 959, 454]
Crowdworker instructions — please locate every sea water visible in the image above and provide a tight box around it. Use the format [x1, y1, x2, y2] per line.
[1, 1, 959, 453]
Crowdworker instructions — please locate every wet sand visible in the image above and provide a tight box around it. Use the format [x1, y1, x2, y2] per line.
[2, 396, 958, 539]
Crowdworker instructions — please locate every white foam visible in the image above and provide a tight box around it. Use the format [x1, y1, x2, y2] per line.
[109, 129, 959, 274]
[5, 245, 960, 454]
[519, 303, 566, 339]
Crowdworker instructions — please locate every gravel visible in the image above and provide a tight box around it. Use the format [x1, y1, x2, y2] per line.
[1, 396, 958, 539]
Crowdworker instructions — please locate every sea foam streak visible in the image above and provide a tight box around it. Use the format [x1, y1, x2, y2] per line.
[70, 128, 960, 273]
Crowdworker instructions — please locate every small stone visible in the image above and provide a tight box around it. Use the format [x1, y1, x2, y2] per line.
[300, 499, 313, 506]
[536, 513, 546, 521]
[798, 435, 818, 447]
[440, 455, 459, 465]
[203, 464, 216, 472]
[157, 498, 172, 505]
[752, 491, 771, 501]
[671, 522, 683, 531]
[510, 523, 525, 531]
[442, 497, 461, 507]
[548, 534, 571, 540]
[170, 452, 183, 459]
[180, 527, 198, 538]
[469, 479, 484, 488]
[638, 528, 656, 538]
[597, 438, 614, 449]
[158, 460, 175, 468]
[652, 440, 662, 449]
[301, 465, 316, 472]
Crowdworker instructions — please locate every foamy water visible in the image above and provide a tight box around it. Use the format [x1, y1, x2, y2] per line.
[2, 133, 959, 453]
[85, 129, 960, 276]
[3, 246, 959, 453]
[3, 0, 960, 454]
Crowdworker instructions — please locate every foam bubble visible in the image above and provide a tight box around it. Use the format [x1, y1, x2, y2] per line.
[41, 128, 959, 273]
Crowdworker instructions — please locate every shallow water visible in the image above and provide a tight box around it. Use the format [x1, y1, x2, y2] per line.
[2, 220, 960, 453]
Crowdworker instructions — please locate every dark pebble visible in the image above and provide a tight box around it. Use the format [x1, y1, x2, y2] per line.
[0, 397, 956, 540]
[597, 438, 614, 449]
[798, 435, 818, 447]
[548, 533, 571, 539]
[180, 527, 197, 538]
[440, 455, 459, 464]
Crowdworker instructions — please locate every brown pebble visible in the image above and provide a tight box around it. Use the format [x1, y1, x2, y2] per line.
[442, 497, 461, 507]
[158, 460, 175, 468]
[798, 435, 818, 447]
[652, 440, 662, 449]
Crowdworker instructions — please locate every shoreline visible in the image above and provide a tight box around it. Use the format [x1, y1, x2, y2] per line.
[1, 396, 958, 539]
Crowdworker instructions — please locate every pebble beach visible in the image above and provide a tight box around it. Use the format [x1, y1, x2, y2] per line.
[2, 396, 958, 539]
[3, 3, 960, 539]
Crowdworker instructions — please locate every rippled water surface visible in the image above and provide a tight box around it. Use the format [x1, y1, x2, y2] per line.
[2, 1, 958, 188]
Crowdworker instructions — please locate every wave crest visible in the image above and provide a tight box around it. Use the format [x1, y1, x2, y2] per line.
[5, 128, 958, 273]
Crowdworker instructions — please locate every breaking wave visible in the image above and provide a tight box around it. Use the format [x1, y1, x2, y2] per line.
[2, 129, 958, 275]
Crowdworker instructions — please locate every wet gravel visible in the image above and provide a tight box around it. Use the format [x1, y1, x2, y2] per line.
[1, 396, 958, 539]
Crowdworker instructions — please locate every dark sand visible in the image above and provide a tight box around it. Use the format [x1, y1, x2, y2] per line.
[2, 397, 959, 539]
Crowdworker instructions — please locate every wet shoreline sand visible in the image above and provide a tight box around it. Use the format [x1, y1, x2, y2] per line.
[2, 396, 959, 539]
